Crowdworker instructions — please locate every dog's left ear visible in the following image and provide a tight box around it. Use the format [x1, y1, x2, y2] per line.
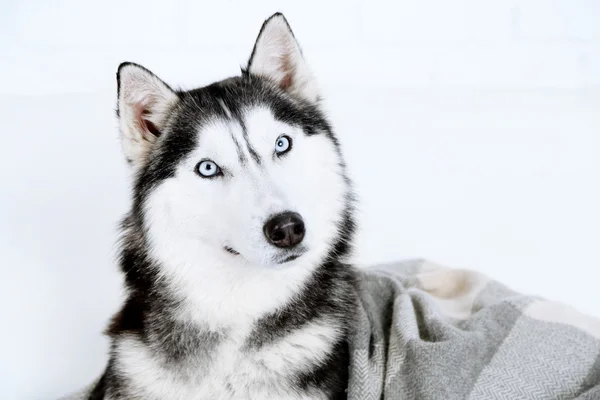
[247, 13, 319, 103]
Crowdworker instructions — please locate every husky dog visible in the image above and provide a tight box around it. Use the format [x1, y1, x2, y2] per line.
[92, 12, 358, 400]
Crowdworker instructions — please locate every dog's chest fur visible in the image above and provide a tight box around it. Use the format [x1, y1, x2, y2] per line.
[109, 318, 341, 400]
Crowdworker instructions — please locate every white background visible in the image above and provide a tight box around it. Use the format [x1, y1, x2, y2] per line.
[1, 1, 599, 398]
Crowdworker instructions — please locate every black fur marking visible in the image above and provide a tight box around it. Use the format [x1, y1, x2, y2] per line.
[239, 117, 262, 165]
[218, 96, 248, 165]
[296, 338, 351, 400]
[95, 354, 129, 399]
[87, 372, 107, 400]
[229, 129, 247, 164]
[245, 261, 357, 349]
[106, 294, 146, 336]
[281, 254, 300, 263]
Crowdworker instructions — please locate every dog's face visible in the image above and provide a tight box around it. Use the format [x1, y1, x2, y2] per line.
[117, 15, 353, 275]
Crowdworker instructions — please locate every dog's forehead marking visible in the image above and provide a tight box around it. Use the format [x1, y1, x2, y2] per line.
[216, 98, 262, 166]
[239, 118, 262, 165]
[215, 98, 245, 164]
[217, 98, 233, 119]
[229, 129, 247, 165]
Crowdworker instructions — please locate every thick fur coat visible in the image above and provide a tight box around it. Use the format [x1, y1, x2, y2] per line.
[91, 13, 359, 400]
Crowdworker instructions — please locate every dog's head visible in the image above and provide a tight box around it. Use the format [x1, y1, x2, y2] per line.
[117, 14, 354, 279]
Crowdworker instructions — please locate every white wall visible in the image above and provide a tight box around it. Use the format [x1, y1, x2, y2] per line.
[1, 1, 599, 399]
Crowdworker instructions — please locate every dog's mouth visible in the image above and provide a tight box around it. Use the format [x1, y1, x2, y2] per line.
[274, 246, 307, 265]
[224, 246, 240, 256]
[223, 246, 305, 265]
[279, 254, 300, 263]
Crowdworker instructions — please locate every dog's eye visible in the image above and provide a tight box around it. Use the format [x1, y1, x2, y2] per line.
[275, 135, 292, 155]
[195, 160, 221, 178]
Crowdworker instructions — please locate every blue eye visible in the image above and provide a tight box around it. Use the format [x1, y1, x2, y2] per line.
[196, 160, 221, 178]
[275, 135, 292, 155]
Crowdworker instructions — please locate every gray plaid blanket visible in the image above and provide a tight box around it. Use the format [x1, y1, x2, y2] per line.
[349, 259, 600, 399]
[64, 260, 600, 399]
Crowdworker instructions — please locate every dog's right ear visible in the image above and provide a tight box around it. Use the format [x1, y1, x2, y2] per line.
[116, 63, 179, 168]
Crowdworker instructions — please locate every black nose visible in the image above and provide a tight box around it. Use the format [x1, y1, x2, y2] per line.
[263, 212, 305, 248]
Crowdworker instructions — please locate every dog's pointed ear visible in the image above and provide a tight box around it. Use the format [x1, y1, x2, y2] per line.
[116, 62, 179, 168]
[247, 13, 319, 103]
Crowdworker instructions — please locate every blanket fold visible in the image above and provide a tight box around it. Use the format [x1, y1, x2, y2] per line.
[348, 259, 600, 399]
